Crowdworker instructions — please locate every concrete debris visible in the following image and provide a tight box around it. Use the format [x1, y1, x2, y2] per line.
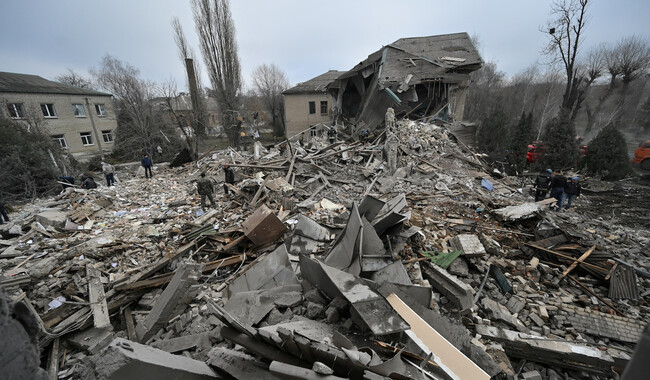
[0, 115, 648, 380]
[421, 261, 475, 311]
[81, 338, 220, 379]
[476, 325, 616, 375]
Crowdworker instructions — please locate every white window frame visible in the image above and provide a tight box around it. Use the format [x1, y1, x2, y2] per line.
[80, 132, 93, 146]
[72, 103, 86, 117]
[95, 104, 106, 116]
[52, 134, 68, 148]
[309, 126, 317, 137]
[102, 130, 114, 143]
[41, 103, 57, 118]
[7, 103, 26, 118]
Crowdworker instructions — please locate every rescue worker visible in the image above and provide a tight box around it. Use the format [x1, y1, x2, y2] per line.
[223, 164, 235, 195]
[563, 176, 582, 210]
[534, 169, 552, 201]
[196, 172, 216, 209]
[549, 170, 567, 209]
[327, 126, 336, 144]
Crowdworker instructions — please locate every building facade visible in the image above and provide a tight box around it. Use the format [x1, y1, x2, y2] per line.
[283, 70, 344, 139]
[0, 72, 117, 161]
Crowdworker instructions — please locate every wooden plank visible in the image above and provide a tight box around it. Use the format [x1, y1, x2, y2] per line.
[124, 306, 137, 341]
[386, 293, 490, 380]
[86, 264, 111, 329]
[284, 154, 297, 182]
[560, 245, 596, 279]
[47, 338, 59, 380]
[524, 243, 607, 272]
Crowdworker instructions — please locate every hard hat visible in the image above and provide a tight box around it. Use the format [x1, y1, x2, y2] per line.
[572, 176, 579, 180]
[547, 169, 552, 174]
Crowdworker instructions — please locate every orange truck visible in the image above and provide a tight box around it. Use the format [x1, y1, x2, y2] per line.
[633, 140, 650, 170]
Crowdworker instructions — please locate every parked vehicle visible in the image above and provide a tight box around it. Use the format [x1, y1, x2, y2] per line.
[633, 140, 650, 170]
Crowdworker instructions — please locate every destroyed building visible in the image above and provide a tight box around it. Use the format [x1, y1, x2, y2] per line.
[2, 114, 649, 379]
[327, 32, 482, 131]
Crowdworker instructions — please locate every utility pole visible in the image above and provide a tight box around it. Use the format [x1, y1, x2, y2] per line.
[85, 97, 104, 160]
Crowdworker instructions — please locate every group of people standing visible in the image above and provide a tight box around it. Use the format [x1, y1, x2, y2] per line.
[534, 169, 582, 210]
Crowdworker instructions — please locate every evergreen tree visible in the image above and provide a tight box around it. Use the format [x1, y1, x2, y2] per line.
[0, 118, 66, 200]
[540, 109, 578, 169]
[508, 112, 534, 172]
[581, 124, 633, 180]
[477, 104, 509, 160]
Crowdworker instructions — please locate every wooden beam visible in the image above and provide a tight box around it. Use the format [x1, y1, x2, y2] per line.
[524, 243, 607, 272]
[86, 264, 110, 329]
[124, 306, 137, 341]
[47, 338, 59, 380]
[560, 245, 596, 279]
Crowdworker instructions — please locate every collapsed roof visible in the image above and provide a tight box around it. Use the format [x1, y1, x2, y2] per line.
[328, 32, 482, 131]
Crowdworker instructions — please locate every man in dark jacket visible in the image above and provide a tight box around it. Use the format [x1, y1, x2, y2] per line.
[223, 164, 235, 195]
[534, 169, 552, 201]
[549, 171, 567, 209]
[196, 172, 215, 209]
[563, 176, 581, 210]
[141, 154, 153, 178]
[0, 201, 9, 224]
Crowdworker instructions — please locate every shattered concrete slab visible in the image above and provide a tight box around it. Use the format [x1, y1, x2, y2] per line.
[228, 245, 299, 295]
[370, 261, 412, 286]
[421, 261, 474, 311]
[477, 325, 615, 375]
[81, 338, 220, 379]
[223, 284, 302, 326]
[492, 202, 545, 221]
[207, 346, 281, 379]
[324, 202, 363, 275]
[300, 255, 409, 335]
[136, 262, 204, 343]
[452, 234, 486, 257]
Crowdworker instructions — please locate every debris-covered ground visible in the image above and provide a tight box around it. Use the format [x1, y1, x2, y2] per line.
[1, 119, 649, 380]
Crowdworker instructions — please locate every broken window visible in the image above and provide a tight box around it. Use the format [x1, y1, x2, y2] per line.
[320, 101, 328, 115]
[72, 104, 86, 117]
[41, 103, 57, 117]
[7, 103, 25, 118]
[308, 101, 316, 114]
[309, 126, 317, 137]
[80, 132, 93, 146]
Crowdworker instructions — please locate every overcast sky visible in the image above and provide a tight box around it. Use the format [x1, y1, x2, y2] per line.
[1, 0, 648, 92]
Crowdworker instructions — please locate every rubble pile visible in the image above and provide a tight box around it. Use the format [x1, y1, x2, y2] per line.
[1, 118, 649, 379]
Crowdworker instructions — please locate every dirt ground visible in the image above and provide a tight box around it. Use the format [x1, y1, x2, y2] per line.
[579, 173, 650, 230]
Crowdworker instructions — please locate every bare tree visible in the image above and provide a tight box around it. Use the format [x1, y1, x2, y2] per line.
[251, 64, 289, 139]
[91, 55, 179, 160]
[192, 0, 242, 148]
[55, 68, 94, 89]
[542, 0, 589, 116]
[171, 17, 208, 159]
[463, 61, 506, 121]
